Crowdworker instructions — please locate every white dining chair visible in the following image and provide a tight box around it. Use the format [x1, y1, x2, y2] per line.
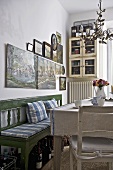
[69, 106, 113, 170]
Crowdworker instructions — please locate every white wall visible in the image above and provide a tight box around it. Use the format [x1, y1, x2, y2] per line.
[0, 0, 69, 104]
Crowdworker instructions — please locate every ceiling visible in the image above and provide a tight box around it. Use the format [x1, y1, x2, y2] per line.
[58, 0, 113, 14]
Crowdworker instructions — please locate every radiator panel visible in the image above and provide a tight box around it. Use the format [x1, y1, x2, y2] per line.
[69, 81, 93, 103]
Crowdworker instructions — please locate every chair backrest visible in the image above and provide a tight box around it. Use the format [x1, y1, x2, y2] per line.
[77, 106, 113, 155]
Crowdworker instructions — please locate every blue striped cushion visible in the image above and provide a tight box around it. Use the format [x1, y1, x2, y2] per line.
[1, 118, 50, 138]
[27, 101, 48, 123]
[44, 98, 58, 109]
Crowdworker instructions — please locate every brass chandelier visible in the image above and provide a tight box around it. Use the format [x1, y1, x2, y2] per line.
[80, 0, 113, 44]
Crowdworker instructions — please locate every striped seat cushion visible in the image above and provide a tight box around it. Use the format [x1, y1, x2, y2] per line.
[27, 101, 48, 123]
[1, 118, 50, 138]
[44, 98, 58, 109]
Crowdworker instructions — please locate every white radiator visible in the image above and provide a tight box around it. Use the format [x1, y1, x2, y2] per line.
[69, 81, 93, 103]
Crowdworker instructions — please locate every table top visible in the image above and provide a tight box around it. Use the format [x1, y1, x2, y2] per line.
[52, 99, 113, 136]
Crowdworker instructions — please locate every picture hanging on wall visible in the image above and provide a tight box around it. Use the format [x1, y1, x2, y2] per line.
[51, 33, 57, 51]
[43, 42, 52, 60]
[59, 77, 66, 90]
[33, 39, 43, 56]
[61, 65, 65, 75]
[55, 63, 61, 75]
[26, 43, 33, 52]
[52, 50, 57, 62]
[57, 44, 63, 64]
[56, 32, 62, 44]
[6, 44, 36, 88]
[37, 56, 56, 89]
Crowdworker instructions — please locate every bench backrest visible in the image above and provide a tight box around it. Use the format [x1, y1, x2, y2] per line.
[0, 94, 62, 132]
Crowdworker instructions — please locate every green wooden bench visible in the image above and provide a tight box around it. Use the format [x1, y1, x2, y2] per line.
[0, 94, 62, 170]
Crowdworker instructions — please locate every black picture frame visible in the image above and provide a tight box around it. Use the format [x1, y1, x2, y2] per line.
[33, 39, 43, 56]
[26, 43, 33, 52]
[51, 33, 57, 51]
[43, 41, 52, 60]
[59, 77, 66, 90]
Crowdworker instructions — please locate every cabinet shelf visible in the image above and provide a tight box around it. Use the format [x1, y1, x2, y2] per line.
[85, 65, 94, 66]
[85, 45, 95, 47]
[71, 46, 80, 48]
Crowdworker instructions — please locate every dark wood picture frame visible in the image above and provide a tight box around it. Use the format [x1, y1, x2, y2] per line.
[43, 41, 52, 60]
[26, 43, 33, 52]
[33, 39, 43, 56]
[57, 44, 63, 64]
[59, 77, 66, 90]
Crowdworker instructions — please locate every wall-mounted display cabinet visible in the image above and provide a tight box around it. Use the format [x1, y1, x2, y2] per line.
[69, 37, 97, 78]
[69, 37, 97, 57]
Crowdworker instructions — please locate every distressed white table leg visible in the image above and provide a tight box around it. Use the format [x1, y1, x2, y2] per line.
[69, 146, 74, 170]
[77, 160, 82, 170]
[53, 135, 62, 170]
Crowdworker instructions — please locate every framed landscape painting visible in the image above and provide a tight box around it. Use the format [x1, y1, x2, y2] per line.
[37, 56, 56, 89]
[55, 63, 61, 75]
[6, 44, 36, 88]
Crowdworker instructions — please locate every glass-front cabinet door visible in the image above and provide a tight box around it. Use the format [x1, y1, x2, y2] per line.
[69, 38, 97, 57]
[69, 58, 82, 77]
[69, 37, 82, 57]
[83, 40, 97, 56]
[82, 57, 96, 77]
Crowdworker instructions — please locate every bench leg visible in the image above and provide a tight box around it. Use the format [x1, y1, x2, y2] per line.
[21, 147, 29, 170]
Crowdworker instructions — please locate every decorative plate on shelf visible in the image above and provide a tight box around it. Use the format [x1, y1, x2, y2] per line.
[51, 33, 57, 51]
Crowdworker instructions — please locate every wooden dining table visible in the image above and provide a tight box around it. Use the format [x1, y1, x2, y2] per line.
[51, 99, 113, 170]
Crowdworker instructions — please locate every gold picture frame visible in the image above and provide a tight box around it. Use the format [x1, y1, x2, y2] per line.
[56, 31, 61, 44]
